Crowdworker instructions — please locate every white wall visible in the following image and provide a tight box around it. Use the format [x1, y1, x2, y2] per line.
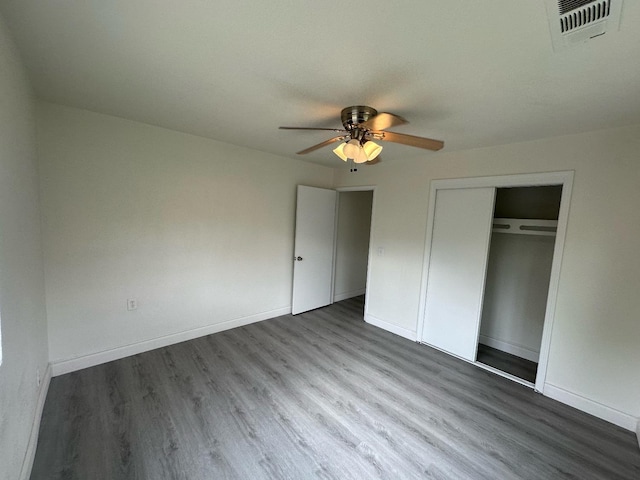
[37, 103, 334, 369]
[334, 124, 640, 428]
[0, 15, 49, 480]
[334, 191, 373, 301]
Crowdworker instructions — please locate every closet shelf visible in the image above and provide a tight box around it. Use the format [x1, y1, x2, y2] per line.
[492, 218, 557, 237]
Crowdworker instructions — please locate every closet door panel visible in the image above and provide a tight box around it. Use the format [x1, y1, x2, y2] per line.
[422, 187, 495, 361]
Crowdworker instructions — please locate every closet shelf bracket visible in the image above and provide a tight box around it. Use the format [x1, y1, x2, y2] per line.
[492, 218, 558, 237]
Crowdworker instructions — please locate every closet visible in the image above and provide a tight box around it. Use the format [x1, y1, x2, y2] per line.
[476, 186, 561, 384]
[419, 172, 572, 390]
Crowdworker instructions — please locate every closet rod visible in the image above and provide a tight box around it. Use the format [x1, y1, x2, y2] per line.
[492, 218, 557, 237]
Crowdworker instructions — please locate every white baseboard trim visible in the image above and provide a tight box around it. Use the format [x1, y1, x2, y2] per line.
[20, 362, 52, 480]
[364, 313, 417, 341]
[333, 288, 366, 303]
[478, 334, 540, 363]
[51, 306, 292, 376]
[544, 383, 638, 431]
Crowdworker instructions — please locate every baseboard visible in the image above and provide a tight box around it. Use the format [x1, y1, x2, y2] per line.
[544, 383, 637, 432]
[364, 313, 417, 341]
[478, 334, 540, 362]
[51, 306, 292, 376]
[19, 362, 52, 480]
[333, 288, 366, 303]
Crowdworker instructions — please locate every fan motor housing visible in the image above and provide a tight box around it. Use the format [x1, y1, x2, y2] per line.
[341, 106, 378, 131]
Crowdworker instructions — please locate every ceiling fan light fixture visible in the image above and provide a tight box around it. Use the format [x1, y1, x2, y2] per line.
[362, 141, 383, 160]
[333, 139, 383, 163]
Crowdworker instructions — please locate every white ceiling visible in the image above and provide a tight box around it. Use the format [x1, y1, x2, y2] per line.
[1, 1, 639, 167]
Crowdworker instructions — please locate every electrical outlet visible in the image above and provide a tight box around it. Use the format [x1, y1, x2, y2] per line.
[127, 298, 138, 311]
[36, 367, 41, 387]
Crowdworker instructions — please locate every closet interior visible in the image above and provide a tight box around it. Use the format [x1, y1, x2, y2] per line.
[476, 185, 562, 384]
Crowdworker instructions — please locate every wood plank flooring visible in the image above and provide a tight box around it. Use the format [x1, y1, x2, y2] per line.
[476, 344, 538, 383]
[31, 297, 640, 479]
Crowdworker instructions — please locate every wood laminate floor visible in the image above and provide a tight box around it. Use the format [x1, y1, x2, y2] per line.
[31, 297, 640, 479]
[476, 344, 538, 384]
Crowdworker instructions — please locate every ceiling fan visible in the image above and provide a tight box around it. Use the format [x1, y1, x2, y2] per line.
[279, 106, 444, 165]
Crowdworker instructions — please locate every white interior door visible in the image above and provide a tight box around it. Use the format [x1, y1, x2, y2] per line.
[421, 187, 495, 361]
[292, 185, 337, 315]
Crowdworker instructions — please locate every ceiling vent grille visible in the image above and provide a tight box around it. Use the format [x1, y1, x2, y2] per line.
[560, 0, 610, 33]
[559, 0, 604, 15]
[545, 0, 623, 51]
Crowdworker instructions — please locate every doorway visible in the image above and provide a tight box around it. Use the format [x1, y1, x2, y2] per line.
[334, 190, 374, 305]
[291, 185, 374, 316]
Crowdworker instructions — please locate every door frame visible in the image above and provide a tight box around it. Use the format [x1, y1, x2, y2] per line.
[334, 186, 376, 318]
[416, 171, 574, 392]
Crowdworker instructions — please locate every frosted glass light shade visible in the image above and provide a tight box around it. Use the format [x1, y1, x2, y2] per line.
[362, 141, 383, 160]
[343, 139, 361, 158]
[333, 143, 349, 161]
[353, 147, 368, 163]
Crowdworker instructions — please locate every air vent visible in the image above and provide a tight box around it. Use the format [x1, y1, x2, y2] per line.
[545, 0, 623, 51]
[560, 0, 610, 32]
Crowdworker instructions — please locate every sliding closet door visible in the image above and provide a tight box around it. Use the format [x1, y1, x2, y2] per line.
[421, 187, 495, 361]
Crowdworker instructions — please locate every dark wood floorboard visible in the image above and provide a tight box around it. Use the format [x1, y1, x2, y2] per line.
[476, 344, 538, 383]
[31, 296, 640, 479]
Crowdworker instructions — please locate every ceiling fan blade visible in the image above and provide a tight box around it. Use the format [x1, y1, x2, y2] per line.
[360, 112, 408, 131]
[376, 131, 444, 151]
[296, 136, 346, 155]
[280, 126, 347, 133]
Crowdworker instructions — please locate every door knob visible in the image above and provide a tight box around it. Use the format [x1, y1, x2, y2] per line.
[294, 256, 303, 261]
